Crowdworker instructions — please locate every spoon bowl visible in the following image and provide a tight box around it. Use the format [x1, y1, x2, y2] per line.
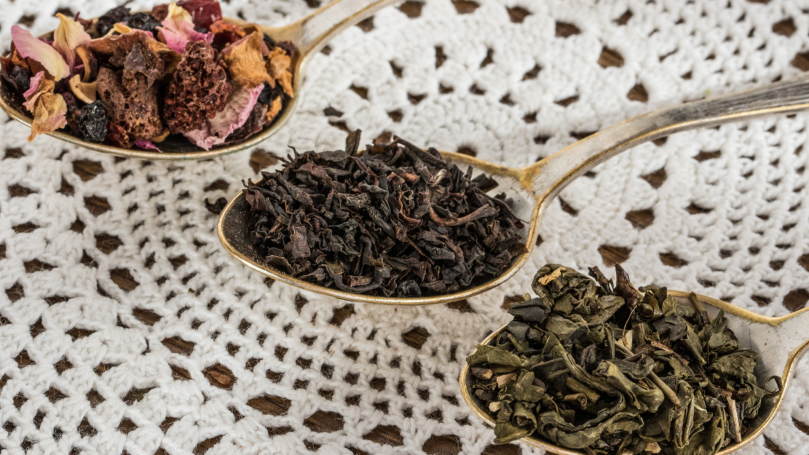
[0, 0, 401, 160]
[460, 292, 809, 455]
[218, 74, 809, 305]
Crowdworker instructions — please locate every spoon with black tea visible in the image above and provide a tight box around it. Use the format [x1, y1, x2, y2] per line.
[217, 74, 809, 305]
[460, 290, 809, 454]
[0, 0, 401, 160]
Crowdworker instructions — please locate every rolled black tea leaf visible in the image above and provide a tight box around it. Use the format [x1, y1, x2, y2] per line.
[466, 264, 780, 455]
[243, 130, 525, 296]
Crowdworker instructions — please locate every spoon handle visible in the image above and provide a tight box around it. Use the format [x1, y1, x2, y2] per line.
[528, 74, 809, 199]
[269, 0, 403, 57]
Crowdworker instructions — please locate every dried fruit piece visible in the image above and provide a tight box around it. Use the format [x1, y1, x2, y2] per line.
[222, 32, 273, 87]
[96, 6, 132, 37]
[184, 84, 263, 150]
[53, 13, 91, 69]
[124, 42, 166, 89]
[210, 20, 246, 47]
[97, 67, 163, 140]
[127, 13, 162, 35]
[106, 122, 131, 148]
[164, 41, 231, 133]
[267, 47, 293, 97]
[90, 30, 180, 74]
[178, 0, 223, 29]
[11, 25, 71, 81]
[78, 100, 108, 143]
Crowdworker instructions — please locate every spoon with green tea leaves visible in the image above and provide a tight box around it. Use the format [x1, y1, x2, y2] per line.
[217, 74, 809, 305]
[0, 0, 401, 160]
[460, 264, 808, 455]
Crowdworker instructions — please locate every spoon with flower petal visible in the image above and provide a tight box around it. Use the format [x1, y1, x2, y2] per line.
[460, 291, 809, 454]
[218, 74, 809, 305]
[0, 0, 401, 160]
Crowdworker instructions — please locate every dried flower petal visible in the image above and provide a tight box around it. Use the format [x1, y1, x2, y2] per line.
[11, 25, 71, 81]
[134, 139, 162, 152]
[28, 93, 67, 141]
[23, 71, 47, 102]
[164, 41, 231, 133]
[6, 49, 31, 72]
[53, 13, 91, 70]
[158, 3, 213, 53]
[22, 72, 56, 119]
[69, 74, 97, 103]
[267, 96, 282, 123]
[267, 47, 293, 97]
[184, 84, 263, 150]
[222, 32, 273, 87]
[75, 46, 97, 82]
[225, 101, 267, 144]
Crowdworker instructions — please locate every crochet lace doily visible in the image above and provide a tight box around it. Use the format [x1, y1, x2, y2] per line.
[2, 0, 809, 454]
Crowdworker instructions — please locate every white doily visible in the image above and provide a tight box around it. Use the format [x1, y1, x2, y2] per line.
[2, 0, 809, 454]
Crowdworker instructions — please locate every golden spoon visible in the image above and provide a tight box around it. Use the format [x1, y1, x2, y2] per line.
[0, 0, 402, 160]
[218, 74, 809, 305]
[460, 291, 809, 454]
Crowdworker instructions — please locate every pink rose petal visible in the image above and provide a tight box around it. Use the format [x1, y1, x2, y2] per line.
[12, 25, 71, 81]
[23, 71, 45, 100]
[184, 85, 263, 150]
[158, 17, 213, 53]
[134, 139, 163, 152]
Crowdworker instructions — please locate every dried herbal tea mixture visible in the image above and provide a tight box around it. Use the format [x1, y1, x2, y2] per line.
[467, 264, 780, 455]
[243, 131, 526, 297]
[1, 0, 294, 150]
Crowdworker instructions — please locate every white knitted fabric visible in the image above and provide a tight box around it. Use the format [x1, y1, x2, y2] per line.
[2, 0, 809, 454]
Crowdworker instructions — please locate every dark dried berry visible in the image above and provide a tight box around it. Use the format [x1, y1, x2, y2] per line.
[78, 101, 109, 143]
[1, 65, 31, 93]
[97, 6, 131, 37]
[126, 12, 162, 35]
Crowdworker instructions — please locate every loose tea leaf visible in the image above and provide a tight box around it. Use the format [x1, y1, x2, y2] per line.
[467, 264, 780, 454]
[243, 130, 526, 297]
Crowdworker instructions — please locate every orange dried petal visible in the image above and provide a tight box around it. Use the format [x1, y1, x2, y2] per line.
[28, 93, 67, 141]
[267, 48, 293, 97]
[69, 74, 97, 103]
[222, 32, 273, 87]
[266, 96, 282, 123]
[53, 13, 91, 69]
